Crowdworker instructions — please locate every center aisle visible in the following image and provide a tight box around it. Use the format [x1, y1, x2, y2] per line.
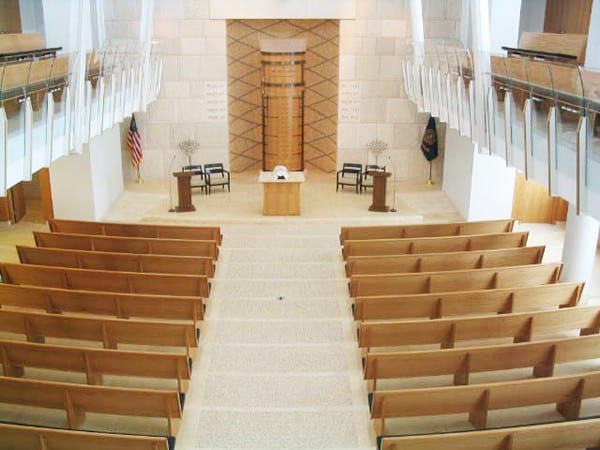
[176, 223, 375, 450]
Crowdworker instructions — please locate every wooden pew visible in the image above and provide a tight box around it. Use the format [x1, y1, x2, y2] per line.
[342, 232, 529, 259]
[0, 263, 209, 297]
[0, 339, 191, 393]
[0, 376, 182, 438]
[17, 245, 215, 277]
[0, 310, 198, 359]
[346, 246, 545, 276]
[0, 284, 204, 322]
[340, 219, 515, 244]
[349, 263, 562, 297]
[0, 423, 169, 450]
[48, 218, 223, 244]
[33, 231, 219, 260]
[358, 305, 600, 350]
[377, 416, 600, 450]
[364, 332, 600, 391]
[0, 33, 47, 54]
[354, 282, 583, 321]
[369, 370, 600, 436]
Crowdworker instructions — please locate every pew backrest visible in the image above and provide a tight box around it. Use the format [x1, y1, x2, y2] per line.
[340, 219, 515, 243]
[364, 332, 600, 389]
[0, 262, 209, 297]
[342, 231, 529, 259]
[0, 339, 191, 393]
[358, 304, 600, 349]
[354, 282, 583, 321]
[370, 370, 600, 436]
[0, 376, 182, 437]
[346, 246, 545, 276]
[378, 416, 600, 450]
[48, 218, 222, 244]
[33, 231, 219, 259]
[0, 423, 169, 450]
[0, 283, 204, 322]
[0, 309, 198, 357]
[349, 263, 562, 297]
[17, 245, 215, 277]
[0, 33, 46, 54]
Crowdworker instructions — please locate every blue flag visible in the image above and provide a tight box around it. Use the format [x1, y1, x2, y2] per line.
[420, 116, 438, 162]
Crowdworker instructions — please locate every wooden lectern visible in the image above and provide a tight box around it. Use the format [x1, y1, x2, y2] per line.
[368, 171, 391, 212]
[172, 171, 196, 212]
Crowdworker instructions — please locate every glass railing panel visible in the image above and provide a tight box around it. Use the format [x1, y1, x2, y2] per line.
[5, 101, 27, 188]
[581, 68, 600, 218]
[504, 57, 528, 172]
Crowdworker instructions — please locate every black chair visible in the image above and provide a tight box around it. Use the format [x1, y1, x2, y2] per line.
[182, 165, 207, 194]
[336, 163, 363, 193]
[204, 163, 231, 194]
[361, 164, 386, 193]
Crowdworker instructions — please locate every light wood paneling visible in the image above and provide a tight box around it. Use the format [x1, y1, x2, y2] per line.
[544, 0, 593, 35]
[0, 0, 22, 34]
[512, 173, 568, 223]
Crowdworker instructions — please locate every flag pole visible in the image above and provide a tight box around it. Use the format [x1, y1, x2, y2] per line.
[136, 165, 144, 184]
[427, 161, 435, 185]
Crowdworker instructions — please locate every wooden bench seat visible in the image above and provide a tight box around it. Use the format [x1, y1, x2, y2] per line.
[342, 232, 529, 259]
[0, 263, 209, 297]
[349, 263, 562, 297]
[0, 310, 198, 359]
[48, 218, 222, 244]
[346, 246, 545, 276]
[340, 219, 515, 243]
[354, 282, 583, 321]
[364, 332, 600, 391]
[0, 339, 191, 393]
[0, 376, 181, 438]
[17, 245, 215, 277]
[358, 305, 600, 350]
[377, 416, 600, 450]
[0, 284, 204, 322]
[33, 231, 219, 260]
[0, 423, 169, 450]
[369, 370, 600, 436]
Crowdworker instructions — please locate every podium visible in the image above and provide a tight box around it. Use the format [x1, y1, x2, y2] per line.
[368, 171, 391, 212]
[172, 171, 196, 212]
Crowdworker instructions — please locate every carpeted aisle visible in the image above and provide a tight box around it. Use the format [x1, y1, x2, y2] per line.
[175, 223, 375, 450]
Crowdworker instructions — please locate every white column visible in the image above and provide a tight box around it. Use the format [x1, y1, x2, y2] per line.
[561, 204, 600, 287]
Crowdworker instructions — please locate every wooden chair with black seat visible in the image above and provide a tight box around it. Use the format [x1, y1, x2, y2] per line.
[336, 162, 363, 193]
[182, 165, 207, 194]
[204, 163, 231, 194]
[361, 164, 386, 193]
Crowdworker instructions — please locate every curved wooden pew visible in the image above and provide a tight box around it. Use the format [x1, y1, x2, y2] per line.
[342, 232, 529, 259]
[0, 284, 204, 322]
[349, 263, 562, 297]
[358, 305, 600, 350]
[377, 416, 600, 450]
[0, 423, 169, 450]
[364, 333, 600, 391]
[340, 219, 515, 243]
[0, 309, 198, 359]
[369, 370, 600, 436]
[353, 282, 583, 321]
[0, 263, 209, 297]
[33, 231, 219, 260]
[346, 246, 545, 276]
[0, 339, 191, 393]
[0, 376, 182, 439]
[48, 218, 222, 244]
[17, 245, 215, 277]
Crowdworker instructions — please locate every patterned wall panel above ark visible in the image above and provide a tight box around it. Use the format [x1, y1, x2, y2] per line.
[227, 19, 339, 173]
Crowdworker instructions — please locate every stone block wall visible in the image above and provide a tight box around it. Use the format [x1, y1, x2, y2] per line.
[105, 0, 461, 182]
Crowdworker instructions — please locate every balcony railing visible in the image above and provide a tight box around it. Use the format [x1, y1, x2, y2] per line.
[0, 45, 162, 196]
[403, 44, 600, 221]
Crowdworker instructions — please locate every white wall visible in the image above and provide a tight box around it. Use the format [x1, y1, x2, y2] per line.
[50, 126, 124, 220]
[19, 0, 45, 34]
[209, 0, 356, 19]
[586, 0, 600, 69]
[489, 0, 522, 53]
[442, 127, 474, 219]
[88, 126, 124, 219]
[42, 0, 93, 51]
[468, 152, 516, 220]
[518, 0, 546, 37]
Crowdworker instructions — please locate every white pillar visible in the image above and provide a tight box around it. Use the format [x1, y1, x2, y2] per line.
[560, 204, 600, 287]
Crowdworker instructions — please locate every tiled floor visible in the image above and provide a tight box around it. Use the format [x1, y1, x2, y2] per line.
[0, 172, 599, 449]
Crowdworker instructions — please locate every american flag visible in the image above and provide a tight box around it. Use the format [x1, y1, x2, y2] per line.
[127, 114, 143, 167]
